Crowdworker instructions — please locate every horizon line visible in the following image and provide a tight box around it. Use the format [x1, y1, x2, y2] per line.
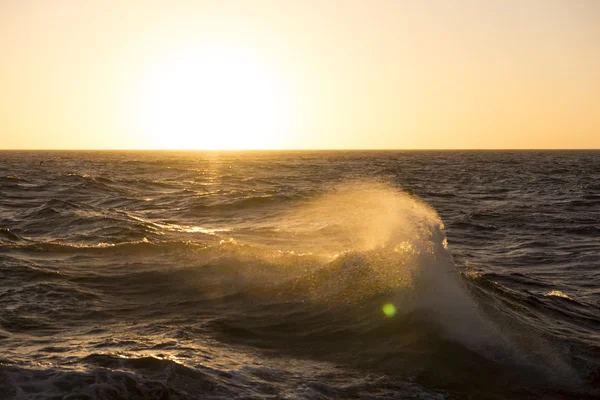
[1, 148, 599, 152]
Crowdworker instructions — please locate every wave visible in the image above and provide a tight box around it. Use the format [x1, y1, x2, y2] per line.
[186, 193, 295, 215]
[0, 239, 206, 256]
[0, 228, 27, 243]
[0, 176, 31, 187]
[0, 353, 449, 400]
[76, 183, 591, 383]
[5, 183, 588, 374]
[1, 176, 598, 397]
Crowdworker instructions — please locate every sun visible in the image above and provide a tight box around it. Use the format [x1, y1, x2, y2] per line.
[131, 44, 291, 150]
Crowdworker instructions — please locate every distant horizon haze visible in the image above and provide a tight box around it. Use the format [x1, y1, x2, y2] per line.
[1, 148, 600, 152]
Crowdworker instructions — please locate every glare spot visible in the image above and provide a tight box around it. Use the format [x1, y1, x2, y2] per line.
[382, 303, 396, 317]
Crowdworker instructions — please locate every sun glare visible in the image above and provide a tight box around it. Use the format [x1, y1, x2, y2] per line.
[132, 45, 291, 150]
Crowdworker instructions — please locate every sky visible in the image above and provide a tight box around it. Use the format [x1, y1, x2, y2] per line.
[1, 0, 599, 150]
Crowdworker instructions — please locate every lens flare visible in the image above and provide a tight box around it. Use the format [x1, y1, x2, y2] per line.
[382, 303, 397, 317]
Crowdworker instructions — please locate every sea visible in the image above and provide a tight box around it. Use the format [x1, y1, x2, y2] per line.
[0, 150, 598, 400]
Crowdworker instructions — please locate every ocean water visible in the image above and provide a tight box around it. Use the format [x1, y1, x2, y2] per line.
[0, 150, 598, 400]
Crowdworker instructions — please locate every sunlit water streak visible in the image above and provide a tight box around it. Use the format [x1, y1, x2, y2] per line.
[0, 150, 599, 399]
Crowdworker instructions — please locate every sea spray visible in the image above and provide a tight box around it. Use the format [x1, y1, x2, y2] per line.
[269, 181, 501, 349]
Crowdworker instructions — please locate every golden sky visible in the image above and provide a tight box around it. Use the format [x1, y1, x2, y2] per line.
[1, 0, 599, 150]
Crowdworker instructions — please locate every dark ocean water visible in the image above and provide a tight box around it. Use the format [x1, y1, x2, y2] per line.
[0, 150, 599, 400]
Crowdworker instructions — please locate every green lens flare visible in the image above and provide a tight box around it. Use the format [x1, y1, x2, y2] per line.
[382, 303, 396, 317]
